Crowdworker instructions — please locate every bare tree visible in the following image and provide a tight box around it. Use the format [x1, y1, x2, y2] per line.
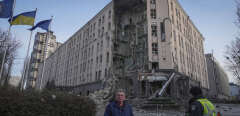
[225, 39, 240, 83]
[225, 0, 240, 84]
[0, 29, 21, 86]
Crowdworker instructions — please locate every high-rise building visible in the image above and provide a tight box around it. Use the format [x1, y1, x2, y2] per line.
[36, 0, 209, 98]
[26, 32, 62, 89]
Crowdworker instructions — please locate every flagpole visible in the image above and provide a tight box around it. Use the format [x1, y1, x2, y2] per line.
[21, 30, 33, 89]
[20, 8, 38, 91]
[0, 0, 16, 85]
[40, 16, 53, 90]
[20, 31, 33, 90]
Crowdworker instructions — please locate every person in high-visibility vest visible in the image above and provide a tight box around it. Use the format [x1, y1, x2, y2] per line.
[188, 86, 216, 116]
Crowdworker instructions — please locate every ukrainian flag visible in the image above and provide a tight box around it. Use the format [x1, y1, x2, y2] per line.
[10, 10, 36, 26]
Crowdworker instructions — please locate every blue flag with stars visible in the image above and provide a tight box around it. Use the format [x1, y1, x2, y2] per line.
[0, 0, 14, 18]
[30, 19, 52, 31]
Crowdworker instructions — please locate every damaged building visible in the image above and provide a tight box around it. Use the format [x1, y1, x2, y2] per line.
[35, 0, 209, 101]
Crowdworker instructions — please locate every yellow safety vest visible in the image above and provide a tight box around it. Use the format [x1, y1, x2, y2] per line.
[197, 98, 216, 116]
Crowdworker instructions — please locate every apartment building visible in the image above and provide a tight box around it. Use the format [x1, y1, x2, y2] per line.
[36, 0, 209, 98]
[26, 32, 62, 89]
[205, 54, 230, 100]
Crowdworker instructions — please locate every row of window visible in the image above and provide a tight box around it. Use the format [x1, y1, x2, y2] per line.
[47, 49, 110, 85]
[53, 67, 110, 86]
[151, 23, 166, 42]
[170, 0, 203, 49]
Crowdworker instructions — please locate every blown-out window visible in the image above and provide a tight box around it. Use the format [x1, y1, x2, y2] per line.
[152, 43, 158, 55]
[151, 9, 156, 19]
[151, 25, 157, 37]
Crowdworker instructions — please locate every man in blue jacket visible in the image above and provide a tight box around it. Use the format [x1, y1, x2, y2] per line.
[104, 89, 134, 116]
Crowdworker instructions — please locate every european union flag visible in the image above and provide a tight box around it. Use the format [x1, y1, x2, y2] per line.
[0, 0, 14, 18]
[30, 19, 52, 31]
[10, 10, 36, 26]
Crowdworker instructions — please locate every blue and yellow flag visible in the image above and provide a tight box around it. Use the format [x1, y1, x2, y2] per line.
[10, 10, 36, 26]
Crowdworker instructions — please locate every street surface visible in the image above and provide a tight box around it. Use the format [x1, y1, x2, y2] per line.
[215, 103, 240, 116]
[96, 103, 240, 116]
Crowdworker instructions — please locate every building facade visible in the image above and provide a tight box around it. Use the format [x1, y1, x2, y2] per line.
[36, 0, 209, 98]
[205, 54, 230, 100]
[35, 2, 113, 92]
[229, 83, 240, 101]
[26, 32, 62, 89]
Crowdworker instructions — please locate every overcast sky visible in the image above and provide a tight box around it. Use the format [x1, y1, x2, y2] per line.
[0, 0, 238, 82]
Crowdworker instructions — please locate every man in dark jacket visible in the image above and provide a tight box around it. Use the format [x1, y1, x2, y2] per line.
[188, 86, 216, 116]
[104, 89, 134, 116]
